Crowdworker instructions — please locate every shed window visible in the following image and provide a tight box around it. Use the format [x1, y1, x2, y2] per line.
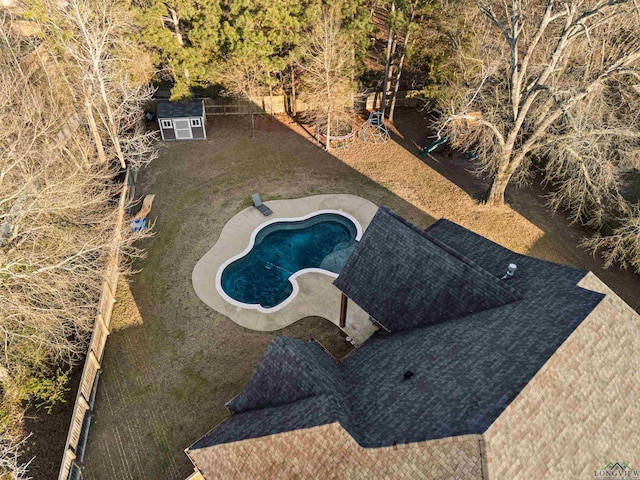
[160, 119, 172, 129]
[191, 118, 202, 127]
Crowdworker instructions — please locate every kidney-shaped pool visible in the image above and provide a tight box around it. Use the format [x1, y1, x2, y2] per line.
[216, 211, 362, 312]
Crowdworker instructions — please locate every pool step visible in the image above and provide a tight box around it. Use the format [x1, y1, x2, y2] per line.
[332, 240, 354, 252]
[320, 243, 356, 273]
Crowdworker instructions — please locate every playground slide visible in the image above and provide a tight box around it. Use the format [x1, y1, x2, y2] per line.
[421, 136, 448, 157]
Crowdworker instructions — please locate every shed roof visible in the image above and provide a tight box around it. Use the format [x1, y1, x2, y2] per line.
[157, 100, 204, 119]
[188, 208, 604, 457]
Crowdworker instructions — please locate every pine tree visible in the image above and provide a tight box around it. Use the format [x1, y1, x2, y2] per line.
[220, 0, 319, 105]
[135, 0, 223, 99]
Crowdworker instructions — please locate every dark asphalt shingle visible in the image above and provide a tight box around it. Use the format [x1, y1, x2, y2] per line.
[333, 207, 523, 332]
[157, 100, 204, 118]
[226, 336, 346, 414]
[190, 394, 346, 449]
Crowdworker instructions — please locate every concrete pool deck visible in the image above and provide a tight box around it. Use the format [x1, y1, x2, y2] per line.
[192, 194, 379, 344]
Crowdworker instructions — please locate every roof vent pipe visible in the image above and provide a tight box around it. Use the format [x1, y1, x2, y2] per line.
[501, 263, 517, 280]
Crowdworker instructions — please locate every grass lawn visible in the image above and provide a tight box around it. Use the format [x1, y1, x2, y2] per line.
[81, 111, 640, 480]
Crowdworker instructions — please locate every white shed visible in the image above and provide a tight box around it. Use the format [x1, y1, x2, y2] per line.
[157, 100, 206, 140]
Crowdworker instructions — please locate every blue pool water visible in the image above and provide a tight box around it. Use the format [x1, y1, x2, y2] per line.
[220, 213, 357, 309]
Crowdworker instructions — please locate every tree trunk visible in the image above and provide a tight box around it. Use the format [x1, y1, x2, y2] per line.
[350, 45, 355, 109]
[268, 83, 274, 116]
[350, 10, 356, 110]
[487, 170, 512, 205]
[388, 37, 397, 91]
[77, 13, 126, 168]
[170, 9, 183, 46]
[290, 65, 297, 116]
[389, 49, 405, 121]
[170, 9, 190, 86]
[84, 93, 106, 164]
[325, 111, 331, 150]
[389, 0, 417, 122]
[380, 2, 395, 117]
[95, 69, 126, 168]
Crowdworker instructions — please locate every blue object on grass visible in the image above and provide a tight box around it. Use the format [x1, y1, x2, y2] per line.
[358, 111, 391, 143]
[132, 218, 147, 232]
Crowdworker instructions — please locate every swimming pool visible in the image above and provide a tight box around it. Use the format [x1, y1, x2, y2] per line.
[216, 211, 362, 312]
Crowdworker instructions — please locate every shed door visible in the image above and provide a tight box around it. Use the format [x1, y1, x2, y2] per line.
[173, 119, 192, 139]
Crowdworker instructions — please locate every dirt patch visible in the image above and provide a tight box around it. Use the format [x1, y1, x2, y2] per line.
[280, 316, 354, 360]
[22, 367, 82, 480]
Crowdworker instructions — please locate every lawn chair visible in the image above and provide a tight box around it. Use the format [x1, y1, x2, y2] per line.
[133, 194, 155, 221]
[252, 193, 273, 216]
[131, 194, 155, 232]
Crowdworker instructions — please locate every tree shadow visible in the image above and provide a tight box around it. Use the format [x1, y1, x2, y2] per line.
[390, 107, 640, 310]
[79, 110, 437, 480]
[389, 108, 489, 199]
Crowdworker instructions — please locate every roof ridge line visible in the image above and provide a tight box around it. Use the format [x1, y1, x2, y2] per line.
[423, 231, 523, 300]
[191, 392, 350, 452]
[226, 336, 346, 414]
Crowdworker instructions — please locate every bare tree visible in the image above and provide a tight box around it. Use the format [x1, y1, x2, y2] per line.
[380, 1, 396, 118]
[39, 0, 158, 170]
[219, 52, 270, 135]
[0, 3, 155, 472]
[297, 7, 355, 150]
[388, 0, 419, 122]
[0, 432, 32, 480]
[583, 202, 640, 272]
[543, 82, 640, 227]
[438, 0, 640, 206]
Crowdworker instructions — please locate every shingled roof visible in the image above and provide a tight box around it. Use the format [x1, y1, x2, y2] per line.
[188, 207, 604, 458]
[225, 336, 347, 414]
[157, 99, 204, 118]
[333, 207, 523, 332]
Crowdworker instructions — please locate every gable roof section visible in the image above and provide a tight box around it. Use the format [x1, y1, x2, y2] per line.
[333, 207, 523, 332]
[341, 284, 602, 446]
[190, 394, 347, 450]
[190, 337, 352, 452]
[226, 336, 346, 414]
[157, 100, 204, 119]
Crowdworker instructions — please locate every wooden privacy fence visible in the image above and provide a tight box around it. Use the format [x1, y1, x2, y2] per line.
[365, 90, 426, 111]
[146, 95, 288, 115]
[147, 92, 424, 118]
[58, 168, 136, 480]
[202, 96, 287, 115]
